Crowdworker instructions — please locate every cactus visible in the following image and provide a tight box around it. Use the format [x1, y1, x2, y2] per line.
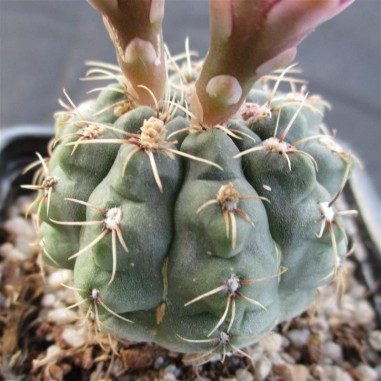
[23, 0, 358, 362]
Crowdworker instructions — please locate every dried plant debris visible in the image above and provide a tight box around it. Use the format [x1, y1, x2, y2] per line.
[1, 196, 380, 381]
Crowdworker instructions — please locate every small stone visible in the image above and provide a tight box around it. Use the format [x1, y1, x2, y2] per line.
[281, 335, 291, 348]
[280, 352, 296, 364]
[247, 344, 264, 362]
[41, 293, 56, 307]
[369, 330, 381, 351]
[274, 364, 309, 381]
[235, 369, 253, 381]
[259, 333, 283, 352]
[154, 356, 166, 369]
[365, 347, 381, 364]
[3, 216, 35, 239]
[343, 260, 356, 276]
[48, 308, 78, 325]
[48, 270, 73, 289]
[340, 294, 356, 311]
[354, 364, 378, 381]
[321, 341, 343, 363]
[350, 284, 367, 299]
[254, 356, 272, 381]
[287, 329, 310, 347]
[312, 365, 325, 380]
[375, 365, 381, 379]
[7, 195, 33, 218]
[14, 235, 35, 256]
[228, 355, 240, 366]
[313, 316, 330, 333]
[62, 327, 86, 348]
[56, 289, 77, 306]
[163, 374, 177, 381]
[43, 363, 65, 380]
[0, 243, 27, 260]
[267, 351, 285, 365]
[46, 344, 61, 358]
[322, 296, 340, 315]
[164, 364, 176, 374]
[321, 365, 353, 381]
[164, 364, 181, 378]
[354, 301, 375, 325]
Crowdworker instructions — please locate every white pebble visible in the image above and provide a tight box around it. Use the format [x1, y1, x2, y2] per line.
[53, 301, 68, 310]
[343, 260, 356, 276]
[3, 217, 35, 239]
[0, 243, 28, 260]
[62, 327, 86, 348]
[56, 289, 77, 305]
[15, 236, 36, 256]
[41, 293, 56, 307]
[321, 365, 353, 381]
[254, 357, 272, 381]
[154, 356, 165, 369]
[248, 345, 264, 362]
[287, 329, 310, 347]
[164, 364, 180, 378]
[350, 284, 367, 299]
[365, 347, 381, 364]
[354, 301, 375, 325]
[259, 333, 283, 352]
[321, 341, 343, 363]
[313, 316, 330, 333]
[163, 374, 177, 381]
[375, 365, 381, 379]
[340, 294, 356, 311]
[46, 344, 61, 357]
[48, 270, 73, 289]
[281, 336, 291, 348]
[7, 196, 33, 218]
[322, 299, 340, 316]
[274, 364, 309, 381]
[235, 369, 253, 381]
[164, 364, 177, 374]
[355, 364, 378, 381]
[47, 308, 78, 325]
[369, 330, 381, 351]
[267, 351, 285, 365]
[280, 352, 296, 364]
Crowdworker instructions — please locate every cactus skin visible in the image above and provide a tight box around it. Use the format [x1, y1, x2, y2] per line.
[23, 0, 358, 362]
[26, 67, 357, 357]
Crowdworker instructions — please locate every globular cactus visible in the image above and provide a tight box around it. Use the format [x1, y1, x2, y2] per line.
[24, 0, 358, 362]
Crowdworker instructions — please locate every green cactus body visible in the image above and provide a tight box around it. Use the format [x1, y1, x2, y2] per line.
[25, 65, 358, 359]
[24, 0, 357, 362]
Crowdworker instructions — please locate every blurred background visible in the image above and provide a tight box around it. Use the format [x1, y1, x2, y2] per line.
[0, 0, 380, 192]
